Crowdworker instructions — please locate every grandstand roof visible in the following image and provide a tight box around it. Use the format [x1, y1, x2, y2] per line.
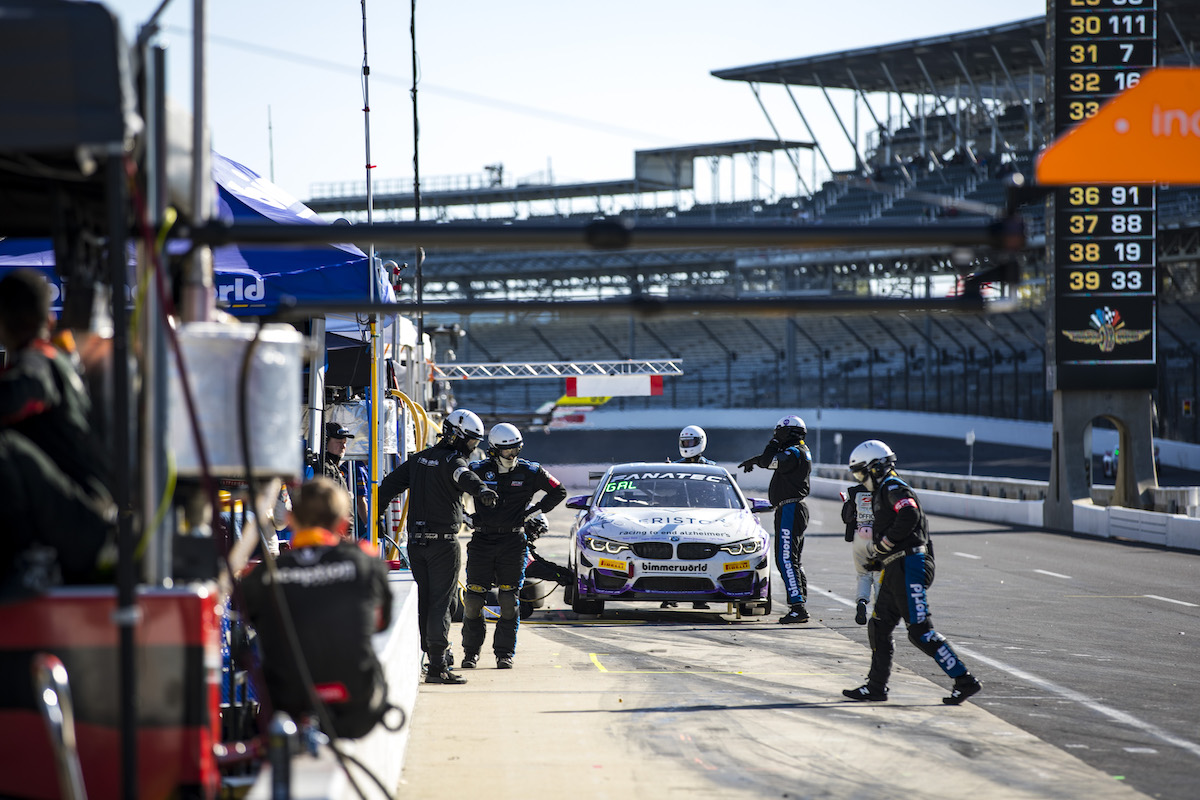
[635, 139, 814, 159]
[712, 3, 1199, 95]
[711, 17, 1045, 96]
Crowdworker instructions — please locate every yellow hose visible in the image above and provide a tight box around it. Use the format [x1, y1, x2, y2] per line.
[384, 390, 439, 558]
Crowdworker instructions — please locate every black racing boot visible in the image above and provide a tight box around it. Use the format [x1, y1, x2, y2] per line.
[692, 602, 710, 609]
[497, 655, 514, 670]
[443, 649, 455, 668]
[425, 666, 467, 685]
[842, 684, 888, 702]
[461, 651, 479, 669]
[659, 601, 678, 609]
[778, 604, 810, 624]
[943, 675, 982, 705]
[855, 599, 868, 625]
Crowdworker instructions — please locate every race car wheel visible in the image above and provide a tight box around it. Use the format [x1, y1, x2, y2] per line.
[563, 579, 576, 605]
[571, 597, 604, 616]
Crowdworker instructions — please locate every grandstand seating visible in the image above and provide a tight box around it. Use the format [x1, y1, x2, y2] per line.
[449, 296, 1200, 444]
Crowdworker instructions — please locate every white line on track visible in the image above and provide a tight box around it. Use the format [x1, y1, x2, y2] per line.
[1033, 569, 1072, 579]
[956, 645, 1200, 761]
[953, 552, 982, 559]
[1143, 594, 1199, 608]
[812, 586, 855, 608]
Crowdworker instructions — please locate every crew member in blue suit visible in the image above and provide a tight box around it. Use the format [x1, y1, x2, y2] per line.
[739, 415, 812, 623]
[841, 439, 982, 705]
[462, 423, 566, 669]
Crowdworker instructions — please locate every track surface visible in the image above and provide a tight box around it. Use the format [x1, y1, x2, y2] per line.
[403, 496, 1198, 799]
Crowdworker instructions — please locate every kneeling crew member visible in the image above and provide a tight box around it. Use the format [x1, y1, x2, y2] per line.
[841, 440, 982, 705]
[462, 423, 566, 669]
[241, 477, 394, 738]
[379, 409, 498, 685]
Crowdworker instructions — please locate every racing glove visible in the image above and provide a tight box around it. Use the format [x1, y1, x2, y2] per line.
[866, 537, 895, 561]
[478, 488, 499, 508]
[523, 516, 549, 542]
[738, 457, 757, 473]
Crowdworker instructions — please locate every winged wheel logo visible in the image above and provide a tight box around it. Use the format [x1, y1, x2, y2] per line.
[1062, 306, 1151, 353]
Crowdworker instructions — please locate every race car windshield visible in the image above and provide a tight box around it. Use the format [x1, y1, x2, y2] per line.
[597, 474, 741, 509]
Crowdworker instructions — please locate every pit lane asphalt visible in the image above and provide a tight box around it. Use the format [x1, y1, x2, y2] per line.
[395, 495, 1197, 799]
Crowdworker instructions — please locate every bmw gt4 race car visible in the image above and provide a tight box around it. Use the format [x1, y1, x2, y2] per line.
[564, 463, 773, 616]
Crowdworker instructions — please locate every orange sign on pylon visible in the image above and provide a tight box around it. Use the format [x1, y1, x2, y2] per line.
[1037, 68, 1200, 186]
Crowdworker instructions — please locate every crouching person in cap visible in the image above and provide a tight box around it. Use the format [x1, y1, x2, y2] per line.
[241, 477, 395, 738]
[379, 409, 498, 685]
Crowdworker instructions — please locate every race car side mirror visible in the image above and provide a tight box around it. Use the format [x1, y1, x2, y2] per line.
[749, 498, 773, 513]
[566, 494, 591, 510]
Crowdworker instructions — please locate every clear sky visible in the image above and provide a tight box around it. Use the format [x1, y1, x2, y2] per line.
[107, 0, 1047, 208]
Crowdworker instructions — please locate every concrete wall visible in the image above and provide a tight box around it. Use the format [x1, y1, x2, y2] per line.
[576, 407, 1200, 469]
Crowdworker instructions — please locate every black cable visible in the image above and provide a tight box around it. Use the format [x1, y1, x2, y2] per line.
[337, 748, 402, 798]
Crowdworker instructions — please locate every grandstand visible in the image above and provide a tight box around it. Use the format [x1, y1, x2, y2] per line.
[304, 7, 1200, 445]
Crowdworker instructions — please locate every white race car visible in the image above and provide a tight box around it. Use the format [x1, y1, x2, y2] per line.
[564, 462, 773, 616]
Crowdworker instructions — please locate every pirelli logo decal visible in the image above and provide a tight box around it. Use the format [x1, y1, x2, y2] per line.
[597, 558, 628, 572]
[723, 560, 751, 573]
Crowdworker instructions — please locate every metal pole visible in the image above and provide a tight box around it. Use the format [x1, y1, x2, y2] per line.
[361, 0, 380, 544]
[870, 317, 911, 411]
[183, 0, 213, 323]
[782, 82, 836, 179]
[747, 82, 810, 195]
[108, 150, 137, 800]
[410, 0, 425, 409]
[813, 72, 865, 174]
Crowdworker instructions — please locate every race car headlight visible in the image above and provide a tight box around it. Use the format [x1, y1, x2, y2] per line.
[720, 538, 764, 556]
[584, 535, 631, 555]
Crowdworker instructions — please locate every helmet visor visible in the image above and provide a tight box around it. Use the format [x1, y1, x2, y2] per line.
[496, 445, 520, 459]
[680, 435, 702, 448]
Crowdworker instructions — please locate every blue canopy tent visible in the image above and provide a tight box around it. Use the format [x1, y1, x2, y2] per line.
[0, 151, 395, 315]
[0, 152, 407, 541]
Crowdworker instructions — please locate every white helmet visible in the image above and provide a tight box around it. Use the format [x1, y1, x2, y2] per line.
[774, 414, 807, 443]
[678, 425, 707, 460]
[487, 422, 524, 467]
[848, 439, 897, 491]
[442, 409, 485, 453]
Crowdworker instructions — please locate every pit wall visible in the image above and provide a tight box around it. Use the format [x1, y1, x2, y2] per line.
[574, 407, 1200, 471]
